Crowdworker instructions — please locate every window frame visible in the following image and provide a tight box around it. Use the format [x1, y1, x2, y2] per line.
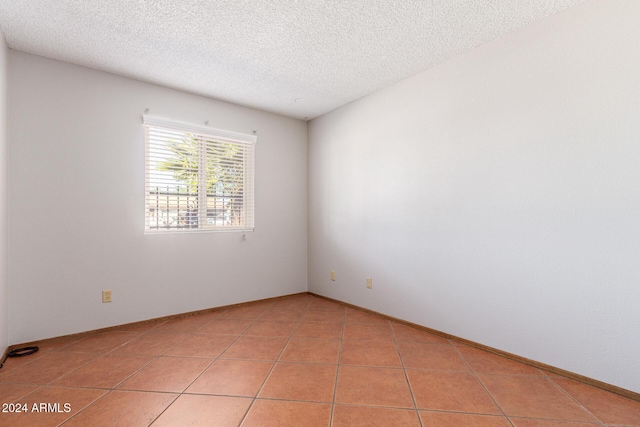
[143, 115, 256, 234]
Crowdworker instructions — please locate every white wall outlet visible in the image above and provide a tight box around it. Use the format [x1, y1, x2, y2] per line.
[102, 290, 112, 303]
[366, 277, 372, 289]
[331, 271, 336, 281]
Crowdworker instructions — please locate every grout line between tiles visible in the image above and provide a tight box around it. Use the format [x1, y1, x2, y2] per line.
[60, 388, 181, 426]
[56, 389, 111, 426]
[74, 299, 278, 427]
[450, 343, 515, 427]
[148, 306, 268, 426]
[391, 322, 424, 427]
[329, 308, 346, 427]
[237, 296, 315, 427]
[191, 300, 278, 427]
[543, 375, 606, 426]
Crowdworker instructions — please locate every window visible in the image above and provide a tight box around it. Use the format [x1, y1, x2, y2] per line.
[144, 116, 256, 232]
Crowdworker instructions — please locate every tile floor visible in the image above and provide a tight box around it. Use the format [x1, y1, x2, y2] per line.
[0, 293, 639, 426]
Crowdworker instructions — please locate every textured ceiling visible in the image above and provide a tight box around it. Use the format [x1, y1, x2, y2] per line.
[0, 0, 585, 120]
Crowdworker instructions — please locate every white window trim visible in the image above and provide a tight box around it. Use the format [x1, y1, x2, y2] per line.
[144, 116, 257, 146]
[144, 115, 256, 234]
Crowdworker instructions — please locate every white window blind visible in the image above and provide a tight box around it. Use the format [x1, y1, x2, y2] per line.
[144, 116, 256, 233]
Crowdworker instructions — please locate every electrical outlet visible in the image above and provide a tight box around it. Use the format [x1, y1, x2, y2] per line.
[102, 290, 112, 303]
[331, 271, 336, 281]
[366, 277, 372, 289]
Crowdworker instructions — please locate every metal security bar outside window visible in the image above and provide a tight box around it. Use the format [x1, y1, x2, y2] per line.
[144, 116, 256, 233]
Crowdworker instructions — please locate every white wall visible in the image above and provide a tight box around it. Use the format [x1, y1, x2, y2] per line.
[308, 0, 640, 393]
[0, 31, 8, 352]
[8, 52, 307, 344]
